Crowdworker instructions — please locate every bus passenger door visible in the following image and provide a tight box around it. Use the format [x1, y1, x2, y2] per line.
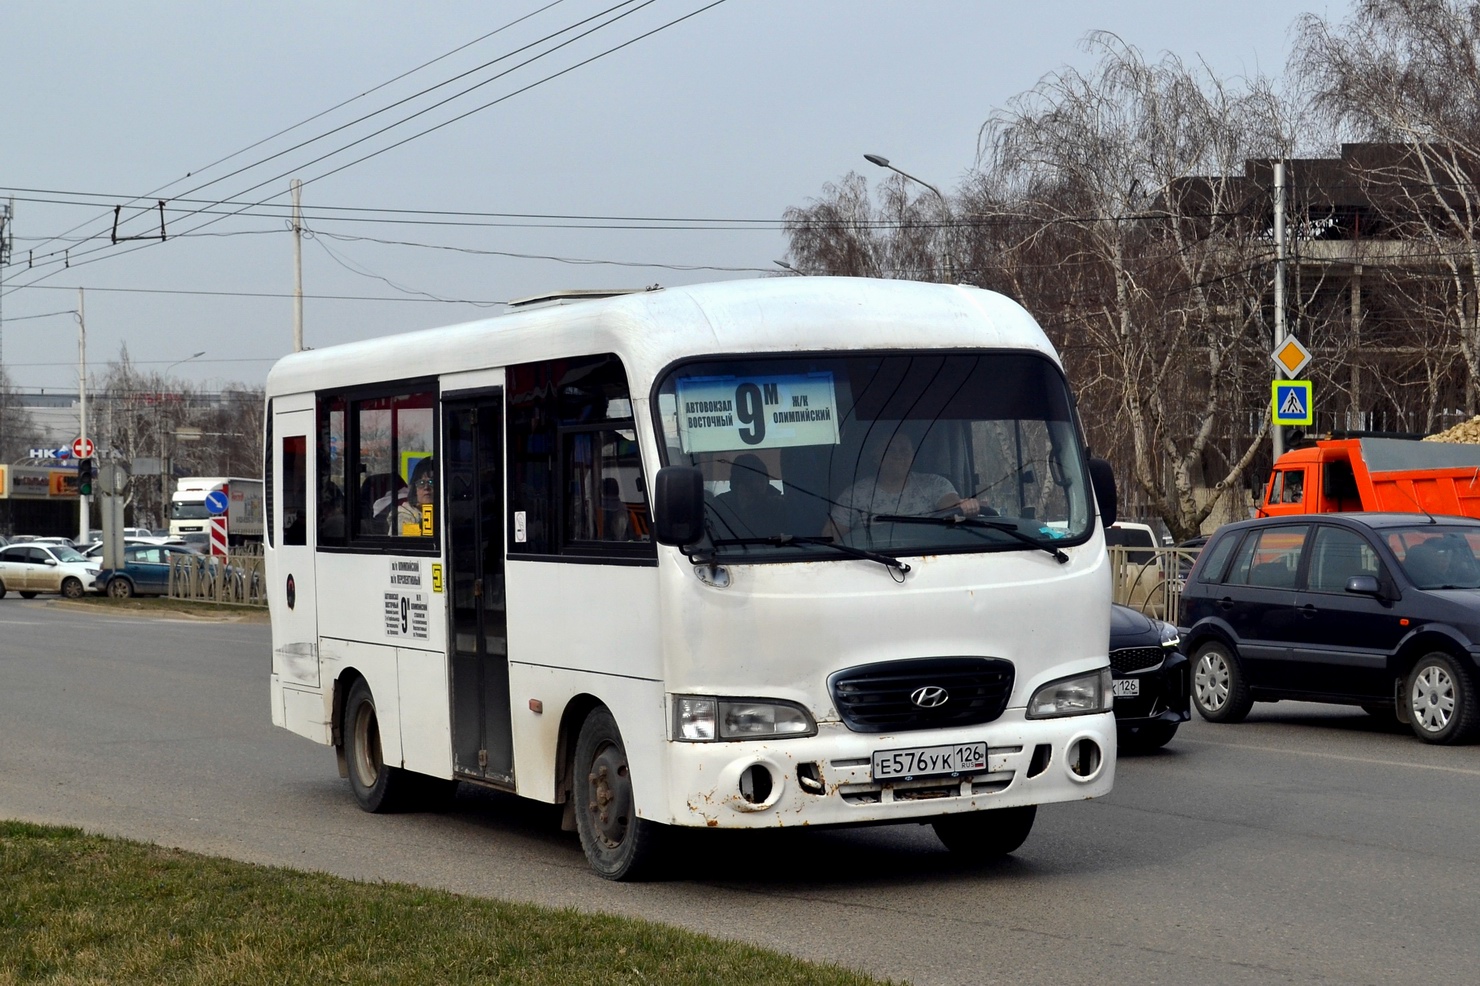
[269, 406, 320, 696]
[444, 395, 513, 784]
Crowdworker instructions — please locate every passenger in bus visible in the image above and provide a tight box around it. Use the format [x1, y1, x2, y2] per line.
[600, 477, 631, 541]
[827, 431, 982, 537]
[393, 458, 435, 536]
[711, 453, 787, 538]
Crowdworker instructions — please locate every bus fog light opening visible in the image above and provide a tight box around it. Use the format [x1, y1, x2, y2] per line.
[1065, 736, 1104, 782]
[718, 758, 784, 811]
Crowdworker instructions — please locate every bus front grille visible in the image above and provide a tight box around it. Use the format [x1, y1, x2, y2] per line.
[828, 657, 1015, 733]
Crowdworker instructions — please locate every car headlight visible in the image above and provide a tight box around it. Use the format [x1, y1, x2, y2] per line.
[1157, 621, 1180, 649]
[672, 696, 817, 741]
[1026, 668, 1113, 719]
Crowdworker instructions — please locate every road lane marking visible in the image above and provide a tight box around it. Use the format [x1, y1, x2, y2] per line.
[1178, 736, 1480, 777]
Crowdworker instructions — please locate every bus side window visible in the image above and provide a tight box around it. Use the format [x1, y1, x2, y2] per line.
[283, 435, 307, 546]
[508, 353, 654, 559]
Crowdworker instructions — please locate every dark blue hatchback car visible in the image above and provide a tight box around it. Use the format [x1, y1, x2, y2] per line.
[1179, 512, 1480, 744]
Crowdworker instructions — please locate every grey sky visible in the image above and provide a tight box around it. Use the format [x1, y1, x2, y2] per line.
[1, 0, 1347, 393]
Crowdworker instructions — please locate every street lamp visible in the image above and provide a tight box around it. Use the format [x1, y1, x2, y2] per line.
[864, 153, 957, 282]
[165, 351, 206, 377]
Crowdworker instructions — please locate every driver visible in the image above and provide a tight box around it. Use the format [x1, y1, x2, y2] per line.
[827, 431, 982, 537]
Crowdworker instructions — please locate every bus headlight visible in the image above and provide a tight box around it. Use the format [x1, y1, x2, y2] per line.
[673, 696, 817, 741]
[1025, 668, 1113, 718]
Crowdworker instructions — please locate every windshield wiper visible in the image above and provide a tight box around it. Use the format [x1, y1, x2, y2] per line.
[711, 534, 911, 574]
[873, 514, 1069, 563]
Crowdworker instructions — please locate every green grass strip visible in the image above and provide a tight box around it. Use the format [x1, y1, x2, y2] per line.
[0, 822, 893, 986]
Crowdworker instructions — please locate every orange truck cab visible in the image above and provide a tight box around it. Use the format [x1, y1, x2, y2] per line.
[1258, 437, 1480, 519]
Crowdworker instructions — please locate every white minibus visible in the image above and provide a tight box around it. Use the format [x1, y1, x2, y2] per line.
[265, 277, 1119, 880]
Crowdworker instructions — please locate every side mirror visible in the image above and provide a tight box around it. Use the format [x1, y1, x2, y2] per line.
[1345, 575, 1382, 596]
[1088, 457, 1118, 528]
[653, 466, 705, 547]
[44, 558, 59, 567]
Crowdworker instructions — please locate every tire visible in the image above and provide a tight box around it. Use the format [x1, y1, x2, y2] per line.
[107, 578, 134, 599]
[343, 677, 417, 812]
[60, 577, 84, 600]
[19, 591, 38, 599]
[573, 706, 668, 881]
[1118, 721, 1179, 753]
[1191, 641, 1253, 723]
[1406, 652, 1480, 745]
[932, 805, 1037, 860]
[0, 579, 7, 599]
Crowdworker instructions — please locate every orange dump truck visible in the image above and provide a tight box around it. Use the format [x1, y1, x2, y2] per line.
[1258, 436, 1480, 519]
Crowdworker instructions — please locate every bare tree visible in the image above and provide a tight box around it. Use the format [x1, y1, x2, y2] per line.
[968, 35, 1292, 539]
[1296, 0, 1480, 414]
[0, 363, 43, 462]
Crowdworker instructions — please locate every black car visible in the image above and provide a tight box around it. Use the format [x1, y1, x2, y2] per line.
[1180, 512, 1480, 744]
[1110, 602, 1190, 752]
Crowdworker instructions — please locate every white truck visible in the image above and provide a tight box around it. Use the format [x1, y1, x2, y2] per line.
[170, 476, 265, 547]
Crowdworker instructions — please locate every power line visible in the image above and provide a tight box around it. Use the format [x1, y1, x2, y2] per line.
[14, 0, 576, 265]
[4, 0, 731, 290]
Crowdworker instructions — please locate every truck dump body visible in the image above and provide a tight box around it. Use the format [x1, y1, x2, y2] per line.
[1259, 438, 1480, 519]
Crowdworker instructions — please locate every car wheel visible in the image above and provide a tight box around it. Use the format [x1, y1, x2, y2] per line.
[0, 579, 6, 599]
[19, 591, 38, 599]
[107, 578, 134, 599]
[932, 805, 1037, 860]
[344, 677, 416, 812]
[60, 577, 84, 599]
[574, 706, 668, 881]
[1192, 641, 1253, 723]
[1407, 652, 1480, 745]
[1118, 721, 1179, 753]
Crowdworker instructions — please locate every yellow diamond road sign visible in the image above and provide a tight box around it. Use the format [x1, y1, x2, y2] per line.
[1271, 337, 1312, 379]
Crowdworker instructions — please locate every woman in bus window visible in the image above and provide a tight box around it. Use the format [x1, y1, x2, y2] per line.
[394, 458, 435, 536]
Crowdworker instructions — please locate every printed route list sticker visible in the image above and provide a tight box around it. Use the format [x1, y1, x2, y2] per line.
[675, 372, 840, 453]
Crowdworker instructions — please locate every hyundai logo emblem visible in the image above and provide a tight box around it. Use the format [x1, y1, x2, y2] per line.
[910, 685, 949, 709]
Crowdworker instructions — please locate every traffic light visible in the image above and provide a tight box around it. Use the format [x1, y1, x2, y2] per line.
[77, 457, 94, 496]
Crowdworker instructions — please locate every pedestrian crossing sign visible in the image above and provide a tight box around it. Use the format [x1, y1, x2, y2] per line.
[1272, 380, 1313, 426]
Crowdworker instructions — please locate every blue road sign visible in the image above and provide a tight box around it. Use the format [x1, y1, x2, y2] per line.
[204, 490, 230, 515]
[1272, 380, 1314, 426]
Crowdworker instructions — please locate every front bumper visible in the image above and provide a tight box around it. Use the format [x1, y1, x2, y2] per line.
[1112, 651, 1190, 726]
[662, 709, 1115, 829]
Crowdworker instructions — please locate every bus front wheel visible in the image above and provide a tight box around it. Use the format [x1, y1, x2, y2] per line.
[573, 706, 667, 881]
[932, 804, 1037, 861]
[344, 678, 415, 812]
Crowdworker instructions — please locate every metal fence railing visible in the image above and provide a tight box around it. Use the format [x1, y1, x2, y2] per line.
[1109, 546, 1202, 623]
[168, 549, 267, 607]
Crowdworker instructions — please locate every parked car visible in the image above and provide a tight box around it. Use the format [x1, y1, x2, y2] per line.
[1109, 602, 1190, 752]
[95, 543, 200, 598]
[0, 542, 101, 599]
[1180, 512, 1480, 744]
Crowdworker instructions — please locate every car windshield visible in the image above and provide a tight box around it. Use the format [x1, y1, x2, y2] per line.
[49, 546, 87, 563]
[1386, 526, 1480, 589]
[655, 351, 1092, 561]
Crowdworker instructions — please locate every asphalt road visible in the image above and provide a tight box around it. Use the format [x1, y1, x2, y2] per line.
[3, 599, 1479, 985]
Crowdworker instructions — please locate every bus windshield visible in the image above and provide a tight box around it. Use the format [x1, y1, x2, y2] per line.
[655, 351, 1091, 560]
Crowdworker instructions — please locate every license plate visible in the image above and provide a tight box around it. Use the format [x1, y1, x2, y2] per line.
[1113, 678, 1141, 697]
[871, 742, 987, 781]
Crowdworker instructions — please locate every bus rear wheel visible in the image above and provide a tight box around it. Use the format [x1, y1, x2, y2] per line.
[574, 706, 667, 881]
[344, 678, 416, 812]
[932, 804, 1037, 861]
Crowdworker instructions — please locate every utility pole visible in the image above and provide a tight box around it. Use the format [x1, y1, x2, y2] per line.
[1272, 161, 1287, 460]
[291, 179, 304, 353]
[78, 287, 89, 543]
